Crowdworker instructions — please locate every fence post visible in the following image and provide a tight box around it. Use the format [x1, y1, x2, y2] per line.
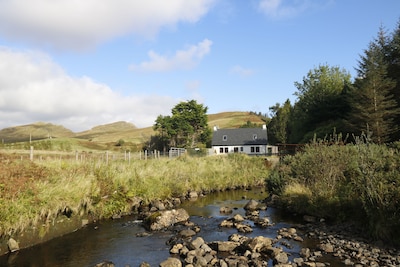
[128, 151, 131, 164]
[75, 151, 79, 161]
[145, 150, 148, 160]
[106, 151, 109, 164]
[30, 146, 34, 161]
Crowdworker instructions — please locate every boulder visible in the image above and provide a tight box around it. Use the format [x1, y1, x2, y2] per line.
[233, 214, 245, 222]
[244, 199, 260, 211]
[188, 191, 198, 200]
[144, 209, 189, 231]
[188, 237, 205, 250]
[220, 206, 233, 214]
[7, 238, 19, 252]
[213, 241, 240, 252]
[150, 199, 166, 211]
[159, 257, 182, 267]
[245, 236, 272, 252]
[179, 229, 196, 238]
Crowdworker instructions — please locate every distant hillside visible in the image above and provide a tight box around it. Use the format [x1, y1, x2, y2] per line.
[75, 121, 137, 140]
[208, 111, 266, 129]
[0, 112, 266, 146]
[0, 122, 74, 143]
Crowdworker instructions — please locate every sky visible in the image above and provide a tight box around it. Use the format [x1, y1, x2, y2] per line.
[0, 0, 399, 132]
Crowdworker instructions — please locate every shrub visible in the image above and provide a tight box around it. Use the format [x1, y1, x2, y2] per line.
[271, 141, 400, 244]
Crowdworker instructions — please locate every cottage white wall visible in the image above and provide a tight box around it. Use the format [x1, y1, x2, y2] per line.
[211, 145, 278, 155]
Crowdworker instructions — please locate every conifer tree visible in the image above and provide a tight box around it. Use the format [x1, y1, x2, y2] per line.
[349, 27, 399, 143]
[387, 20, 400, 140]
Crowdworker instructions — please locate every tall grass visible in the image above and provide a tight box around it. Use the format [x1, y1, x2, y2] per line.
[0, 153, 269, 238]
[267, 140, 400, 244]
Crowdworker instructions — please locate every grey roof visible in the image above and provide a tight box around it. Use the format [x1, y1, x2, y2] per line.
[211, 128, 268, 146]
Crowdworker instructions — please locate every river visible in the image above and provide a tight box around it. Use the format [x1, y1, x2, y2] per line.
[0, 188, 343, 267]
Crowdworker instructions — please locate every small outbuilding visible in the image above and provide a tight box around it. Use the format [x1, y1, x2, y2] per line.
[211, 125, 278, 156]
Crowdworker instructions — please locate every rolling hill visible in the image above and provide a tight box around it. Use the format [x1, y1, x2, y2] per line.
[0, 112, 266, 149]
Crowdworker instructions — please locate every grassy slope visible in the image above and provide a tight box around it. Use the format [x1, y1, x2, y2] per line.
[0, 111, 265, 151]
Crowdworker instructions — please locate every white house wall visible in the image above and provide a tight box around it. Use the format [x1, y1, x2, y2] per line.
[211, 145, 278, 155]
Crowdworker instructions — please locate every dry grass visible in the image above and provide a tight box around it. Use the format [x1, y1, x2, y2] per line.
[0, 152, 271, 237]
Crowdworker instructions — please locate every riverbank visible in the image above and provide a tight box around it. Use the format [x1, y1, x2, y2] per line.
[0, 153, 271, 255]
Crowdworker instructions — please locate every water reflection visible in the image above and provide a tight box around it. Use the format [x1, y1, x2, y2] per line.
[0, 187, 339, 267]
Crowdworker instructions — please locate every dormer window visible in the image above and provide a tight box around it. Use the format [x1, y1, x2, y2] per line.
[223, 135, 227, 141]
[253, 134, 257, 140]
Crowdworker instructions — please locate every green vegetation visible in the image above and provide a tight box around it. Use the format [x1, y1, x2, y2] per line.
[153, 100, 211, 150]
[267, 22, 400, 144]
[0, 153, 270, 238]
[267, 139, 400, 245]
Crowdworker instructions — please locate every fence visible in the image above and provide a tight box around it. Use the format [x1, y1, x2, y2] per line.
[0, 147, 175, 164]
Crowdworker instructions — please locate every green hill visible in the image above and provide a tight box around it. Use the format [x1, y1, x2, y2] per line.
[0, 112, 266, 150]
[0, 122, 74, 143]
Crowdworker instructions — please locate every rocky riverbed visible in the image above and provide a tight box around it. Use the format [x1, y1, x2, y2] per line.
[93, 194, 400, 267]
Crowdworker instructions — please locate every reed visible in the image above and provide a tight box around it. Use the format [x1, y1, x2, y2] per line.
[0, 153, 270, 237]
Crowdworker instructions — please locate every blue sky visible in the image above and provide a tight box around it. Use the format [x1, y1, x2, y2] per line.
[0, 0, 399, 131]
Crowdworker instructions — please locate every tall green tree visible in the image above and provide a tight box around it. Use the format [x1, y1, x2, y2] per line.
[290, 64, 352, 143]
[153, 100, 210, 149]
[349, 27, 399, 144]
[268, 99, 292, 144]
[387, 19, 400, 140]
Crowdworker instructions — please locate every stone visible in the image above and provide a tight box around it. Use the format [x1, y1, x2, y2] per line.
[236, 223, 253, 233]
[170, 243, 183, 254]
[319, 243, 334, 253]
[300, 247, 311, 258]
[233, 213, 245, 222]
[220, 206, 233, 214]
[94, 261, 115, 267]
[215, 241, 240, 252]
[179, 229, 196, 238]
[244, 199, 260, 211]
[7, 238, 19, 252]
[273, 252, 289, 264]
[150, 199, 166, 211]
[188, 191, 198, 200]
[220, 219, 235, 228]
[139, 262, 151, 267]
[189, 237, 205, 250]
[246, 236, 272, 252]
[159, 257, 182, 267]
[144, 208, 189, 231]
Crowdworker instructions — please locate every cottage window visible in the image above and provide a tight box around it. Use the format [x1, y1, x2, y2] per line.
[223, 135, 228, 141]
[256, 147, 260, 153]
[251, 147, 255, 153]
[225, 147, 229, 153]
[219, 147, 224, 153]
[240, 147, 243, 152]
[253, 134, 257, 140]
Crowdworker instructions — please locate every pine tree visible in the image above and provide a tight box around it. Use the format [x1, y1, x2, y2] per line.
[349, 27, 399, 144]
[387, 19, 400, 140]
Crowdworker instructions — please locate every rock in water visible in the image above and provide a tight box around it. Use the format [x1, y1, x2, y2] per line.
[7, 238, 19, 252]
[144, 209, 190, 231]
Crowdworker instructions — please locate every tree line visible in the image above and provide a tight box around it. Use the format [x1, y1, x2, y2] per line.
[268, 21, 400, 144]
[152, 20, 400, 150]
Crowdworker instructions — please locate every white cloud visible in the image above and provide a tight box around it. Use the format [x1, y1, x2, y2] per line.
[230, 65, 255, 77]
[129, 39, 213, 72]
[0, 47, 178, 131]
[258, 0, 333, 19]
[0, 0, 216, 50]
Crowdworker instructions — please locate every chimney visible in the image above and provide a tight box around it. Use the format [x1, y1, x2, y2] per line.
[213, 125, 218, 131]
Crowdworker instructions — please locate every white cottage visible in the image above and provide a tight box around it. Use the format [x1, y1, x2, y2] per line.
[211, 125, 278, 156]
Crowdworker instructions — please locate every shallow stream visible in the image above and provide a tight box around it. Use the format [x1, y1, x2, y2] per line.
[0, 188, 343, 266]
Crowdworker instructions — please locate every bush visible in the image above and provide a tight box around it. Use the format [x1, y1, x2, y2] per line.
[272, 141, 400, 244]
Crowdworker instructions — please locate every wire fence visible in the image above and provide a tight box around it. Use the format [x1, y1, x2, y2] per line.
[0, 147, 189, 164]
